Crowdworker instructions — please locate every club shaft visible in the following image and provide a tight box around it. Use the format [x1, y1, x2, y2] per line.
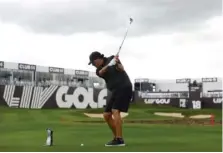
[116, 22, 132, 56]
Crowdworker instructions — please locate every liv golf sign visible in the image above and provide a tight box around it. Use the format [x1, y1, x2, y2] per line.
[56, 86, 107, 109]
[0, 85, 108, 109]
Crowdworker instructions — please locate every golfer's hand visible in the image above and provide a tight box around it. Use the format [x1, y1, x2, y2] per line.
[108, 58, 116, 66]
[114, 56, 120, 63]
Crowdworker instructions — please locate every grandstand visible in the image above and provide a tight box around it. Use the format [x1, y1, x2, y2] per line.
[0, 60, 222, 94]
[0, 61, 106, 88]
[134, 77, 222, 93]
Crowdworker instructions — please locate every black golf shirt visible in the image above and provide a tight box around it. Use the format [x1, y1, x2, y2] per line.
[96, 56, 132, 91]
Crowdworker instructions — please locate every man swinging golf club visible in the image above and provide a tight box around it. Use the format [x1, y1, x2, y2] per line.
[88, 51, 132, 147]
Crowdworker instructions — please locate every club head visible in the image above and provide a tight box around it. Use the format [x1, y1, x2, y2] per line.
[129, 18, 133, 24]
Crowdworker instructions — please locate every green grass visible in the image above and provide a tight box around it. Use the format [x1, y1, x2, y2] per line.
[0, 105, 222, 152]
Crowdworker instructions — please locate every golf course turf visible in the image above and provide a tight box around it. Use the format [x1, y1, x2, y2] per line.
[0, 104, 222, 152]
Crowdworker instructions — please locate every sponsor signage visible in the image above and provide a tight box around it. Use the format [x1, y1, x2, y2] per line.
[144, 99, 170, 104]
[202, 78, 217, 82]
[135, 78, 149, 83]
[1, 85, 107, 109]
[75, 70, 89, 77]
[49, 67, 64, 74]
[190, 86, 200, 92]
[0, 85, 221, 110]
[202, 92, 223, 98]
[139, 92, 184, 98]
[213, 98, 222, 104]
[176, 78, 191, 83]
[179, 99, 187, 108]
[0, 61, 4, 68]
[18, 63, 36, 71]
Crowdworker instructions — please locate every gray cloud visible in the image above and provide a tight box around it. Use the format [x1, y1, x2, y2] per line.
[0, 0, 221, 36]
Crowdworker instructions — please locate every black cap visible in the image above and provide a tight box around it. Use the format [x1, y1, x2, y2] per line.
[88, 51, 104, 65]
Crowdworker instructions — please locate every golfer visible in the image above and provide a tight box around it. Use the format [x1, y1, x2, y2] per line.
[88, 51, 132, 147]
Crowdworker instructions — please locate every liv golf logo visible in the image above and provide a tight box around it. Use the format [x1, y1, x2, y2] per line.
[2, 85, 107, 109]
[56, 86, 107, 109]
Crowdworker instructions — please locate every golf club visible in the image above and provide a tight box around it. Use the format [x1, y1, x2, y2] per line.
[116, 18, 133, 56]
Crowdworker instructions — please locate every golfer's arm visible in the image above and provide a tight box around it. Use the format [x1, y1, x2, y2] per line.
[98, 65, 109, 76]
[116, 63, 125, 71]
[116, 58, 125, 71]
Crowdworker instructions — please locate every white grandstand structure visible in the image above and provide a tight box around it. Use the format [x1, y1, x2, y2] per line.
[0, 61, 105, 88]
[133, 77, 222, 93]
[0, 61, 222, 93]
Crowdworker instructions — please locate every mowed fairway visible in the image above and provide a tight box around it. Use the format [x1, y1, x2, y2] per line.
[0, 105, 222, 152]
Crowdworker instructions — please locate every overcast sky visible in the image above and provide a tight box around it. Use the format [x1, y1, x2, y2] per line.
[0, 0, 222, 82]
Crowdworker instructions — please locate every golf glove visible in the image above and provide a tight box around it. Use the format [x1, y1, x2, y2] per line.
[108, 58, 116, 66]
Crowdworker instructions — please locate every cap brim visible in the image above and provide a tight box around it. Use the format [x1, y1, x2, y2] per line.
[88, 61, 92, 65]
